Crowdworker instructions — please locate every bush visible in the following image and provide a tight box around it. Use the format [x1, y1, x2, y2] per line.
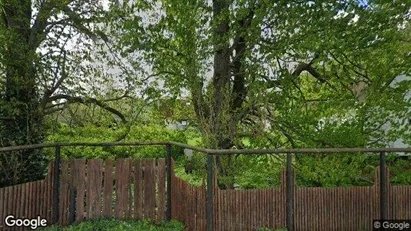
[42, 219, 184, 231]
[45, 124, 188, 159]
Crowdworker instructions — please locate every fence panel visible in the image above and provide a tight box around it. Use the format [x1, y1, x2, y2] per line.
[0, 163, 54, 230]
[2, 158, 411, 231]
[171, 165, 411, 231]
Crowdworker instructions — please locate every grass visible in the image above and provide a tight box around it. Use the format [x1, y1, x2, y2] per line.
[41, 219, 184, 231]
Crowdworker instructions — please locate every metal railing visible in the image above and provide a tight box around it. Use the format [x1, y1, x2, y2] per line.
[1, 141, 411, 231]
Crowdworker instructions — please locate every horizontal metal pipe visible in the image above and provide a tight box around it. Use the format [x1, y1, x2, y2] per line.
[203, 147, 411, 155]
[0, 141, 168, 152]
[0, 141, 411, 155]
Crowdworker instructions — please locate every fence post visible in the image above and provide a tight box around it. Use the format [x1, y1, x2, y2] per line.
[286, 153, 294, 231]
[380, 151, 387, 220]
[52, 145, 61, 224]
[206, 154, 214, 231]
[166, 144, 172, 221]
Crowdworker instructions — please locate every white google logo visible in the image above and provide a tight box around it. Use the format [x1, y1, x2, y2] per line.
[4, 215, 48, 230]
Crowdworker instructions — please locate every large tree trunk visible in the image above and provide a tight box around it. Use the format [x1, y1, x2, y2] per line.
[0, 1, 47, 187]
[210, 0, 237, 189]
[208, 0, 254, 189]
[210, 0, 232, 149]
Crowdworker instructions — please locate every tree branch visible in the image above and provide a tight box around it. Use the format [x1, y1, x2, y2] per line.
[46, 94, 127, 123]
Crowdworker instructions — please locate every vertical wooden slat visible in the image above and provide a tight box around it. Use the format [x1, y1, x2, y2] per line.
[59, 161, 68, 224]
[10, 185, 15, 220]
[181, 178, 185, 224]
[174, 176, 178, 220]
[194, 186, 198, 231]
[172, 174, 176, 220]
[27, 182, 35, 219]
[43, 164, 49, 220]
[115, 159, 131, 219]
[5, 186, 10, 224]
[315, 188, 326, 230]
[42, 179, 47, 218]
[45, 175, 50, 221]
[216, 188, 220, 231]
[261, 189, 264, 229]
[85, 159, 91, 220]
[66, 160, 73, 225]
[3, 186, 7, 226]
[61, 163, 69, 226]
[35, 180, 43, 217]
[0, 187, 3, 228]
[232, 190, 235, 230]
[179, 178, 183, 223]
[15, 184, 20, 218]
[71, 159, 85, 222]
[123, 159, 131, 219]
[35, 181, 40, 218]
[29, 182, 34, 220]
[193, 186, 197, 230]
[87, 159, 103, 219]
[237, 190, 241, 230]
[40, 180, 45, 218]
[15, 184, 20, 219]
[258, 189, 262, 229]
[6, 186, 10, 220]
[134, 159, 142, 219]
[114, 159, 122, 219]
[204, 185, 207, 231]
[23, 183, 29, 220]
[103, 159, 113, 218]
[41, 179, 45, 218]
[143, 159, 156, 219]
[246, 190, 250, 230]
[186, 185, 191, 231]
[200, 186, 204, 231]
[248, 189, 252, 230]
[252, 190, 256, 229]
[260, 189, 264, 229]
[157, 159, 166, 221]
[42, 179, 46, 218]
[267, 189, 271, 228]
[47, 161, 54, 221]
[307, 188, 311, 230]
[11, 185, 17, 219]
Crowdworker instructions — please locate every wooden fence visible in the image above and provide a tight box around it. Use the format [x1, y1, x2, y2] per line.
[0, 162, 55, 230]
[0, 158, 166, 230]
[1, 158, 411, 230]
[171, 164, 411, 231]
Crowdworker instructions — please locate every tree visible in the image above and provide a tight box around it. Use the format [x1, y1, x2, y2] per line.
[0, 0, 132, 186]
[110, 0, 411, 187]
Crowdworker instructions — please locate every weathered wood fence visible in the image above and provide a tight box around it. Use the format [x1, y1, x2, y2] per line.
[171, 164, 411, 231]
[1, 142, 411, 231]
[0, 158, 166, 230]
[0, 162, 55, 230]
[1, 158, 411, 231]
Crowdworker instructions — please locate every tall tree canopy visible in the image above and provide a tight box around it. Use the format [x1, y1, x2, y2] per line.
[111, 0, 411, 187]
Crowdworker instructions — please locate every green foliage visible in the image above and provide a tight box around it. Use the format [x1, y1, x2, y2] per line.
[295, 154, 377, 187]
[46, 123, 187, 159]
[388, 157, 411, 185]
[42, 219, 184, 231]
